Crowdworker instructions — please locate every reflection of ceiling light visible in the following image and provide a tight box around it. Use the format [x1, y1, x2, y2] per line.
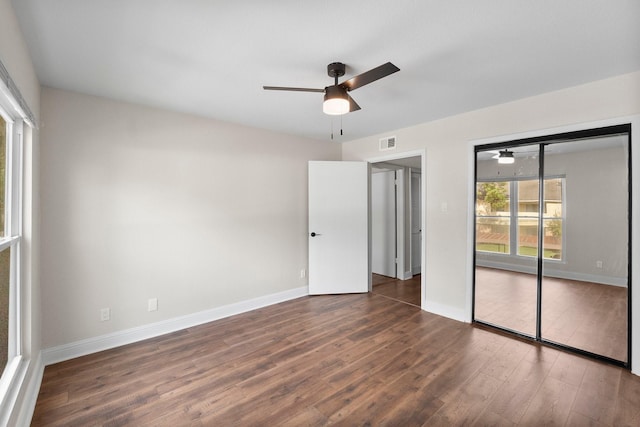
[323, 85, 349, 115]
[498, 149, 515, 164]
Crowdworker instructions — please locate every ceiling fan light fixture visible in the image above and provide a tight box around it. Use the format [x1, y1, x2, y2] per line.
[323, 85, 349, 115]
[498, 150, 515, 164]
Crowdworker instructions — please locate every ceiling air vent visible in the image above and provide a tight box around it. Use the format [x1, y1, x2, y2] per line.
[379, 136, 396, 151]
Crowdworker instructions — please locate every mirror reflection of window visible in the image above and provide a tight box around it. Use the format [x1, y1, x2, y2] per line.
[476, 181, 510, 254]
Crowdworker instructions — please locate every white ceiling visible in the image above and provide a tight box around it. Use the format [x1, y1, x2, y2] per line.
[12, 0, 640, 142]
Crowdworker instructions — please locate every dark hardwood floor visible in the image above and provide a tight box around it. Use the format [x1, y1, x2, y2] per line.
[33, 292, 640, 426]
[372, 273, 421, 307]
[475, 267, 628, 362]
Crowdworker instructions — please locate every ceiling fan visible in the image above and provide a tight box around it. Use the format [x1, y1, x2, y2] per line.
[485, 148, 546, 164]
[493, 149, 515, 164]
[263, 62, 400, 115]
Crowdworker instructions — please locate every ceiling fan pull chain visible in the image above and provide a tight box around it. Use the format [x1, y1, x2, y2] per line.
[340, 115, 343, 136]
[331, 118, 334, 140]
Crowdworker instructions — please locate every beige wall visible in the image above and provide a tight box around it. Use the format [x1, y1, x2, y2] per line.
[40, 87, 339, 348]
[0, 0, 41, 424]
[342, 71, 640, 315]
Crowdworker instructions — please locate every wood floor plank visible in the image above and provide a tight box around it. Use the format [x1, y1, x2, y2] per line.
[471, 409, 516, 426]
[518, 376, 578, 426]
[565, 411, 608, 427]
[480, 337, 530, 382]
[572, 360, 622, 425]
[548, 351, 589, 387]
[272, 406, 328, 426]
[613, 371, 640, 425]
[315, 374, 386, 423]
[339, 370, 442, 427]
[485, 359, 548, 423]
[425, 372, 503, 425]
[32, 292, 640, 426]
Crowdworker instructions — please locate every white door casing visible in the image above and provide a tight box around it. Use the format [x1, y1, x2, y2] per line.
[411, 171, 422, 275]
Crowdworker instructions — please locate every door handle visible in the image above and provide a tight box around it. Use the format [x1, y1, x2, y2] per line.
[310, 232, 319, 237]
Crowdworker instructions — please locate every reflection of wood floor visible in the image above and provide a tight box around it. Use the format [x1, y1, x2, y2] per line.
[33, 293, 640, 425]
[372, 274, 421, 307]
[475, 267, 628, 362]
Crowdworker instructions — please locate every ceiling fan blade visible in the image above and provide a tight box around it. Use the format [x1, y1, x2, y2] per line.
[263, 86, 324, 93]
[340, 62, 400, 91]
[348, 94, 361, 112]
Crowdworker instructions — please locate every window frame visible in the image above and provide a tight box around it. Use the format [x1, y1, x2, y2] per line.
[476, 176, 566, 261]
[0, 89, 24, 411]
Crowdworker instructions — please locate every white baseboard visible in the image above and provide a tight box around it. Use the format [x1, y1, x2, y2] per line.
[42, 286, 308, 366]
[423, 300, 469, 323]
[551, 270, 628, 287]
[11, 352, 44, 427]
[400, 270, 413, 280]
[476, 260, 628, 287]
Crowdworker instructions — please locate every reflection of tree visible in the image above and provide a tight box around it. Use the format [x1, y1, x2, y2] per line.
[477, 182, 508, 213]
[547, 214, 562, 238]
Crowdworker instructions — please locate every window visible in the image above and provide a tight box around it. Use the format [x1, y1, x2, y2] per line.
[475, 182, 511, 254]
[0, 97, 23, 400]
[476, 178, 564, 260]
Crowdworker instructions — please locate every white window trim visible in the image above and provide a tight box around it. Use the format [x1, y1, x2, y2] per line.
[476, 176, 566, 261]
[0, 78, 25, 419]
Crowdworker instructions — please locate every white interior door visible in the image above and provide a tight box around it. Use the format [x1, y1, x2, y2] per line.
[372, 170, 396, 277]
[308, 161, 370, 294]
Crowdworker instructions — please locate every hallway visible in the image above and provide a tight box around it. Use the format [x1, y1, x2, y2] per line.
[372, 274, 421, 307]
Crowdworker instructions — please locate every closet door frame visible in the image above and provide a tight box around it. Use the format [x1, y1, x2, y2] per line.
[469, 120, 635, 370]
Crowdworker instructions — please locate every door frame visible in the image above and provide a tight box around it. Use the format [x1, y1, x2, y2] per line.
[366, 149, 426, 309]
[467, 114, 640, 375]
[371, 168, 398, 278]
[410, 170, 422, 276]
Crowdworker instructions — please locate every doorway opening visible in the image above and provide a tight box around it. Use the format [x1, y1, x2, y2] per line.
[370, 154, 423, 308]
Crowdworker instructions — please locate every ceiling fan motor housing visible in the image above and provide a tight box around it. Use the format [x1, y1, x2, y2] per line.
[327, 62, 346, 79]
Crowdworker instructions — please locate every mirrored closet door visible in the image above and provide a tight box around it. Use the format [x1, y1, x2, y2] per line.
[473, 126, 630, 366]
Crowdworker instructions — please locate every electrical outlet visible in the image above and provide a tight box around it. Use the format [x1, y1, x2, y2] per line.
[148, 298, 158, 312]
[300, 269, 306, 279]
[100, 308, 110, 321]
[596, 260, 603, 269]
